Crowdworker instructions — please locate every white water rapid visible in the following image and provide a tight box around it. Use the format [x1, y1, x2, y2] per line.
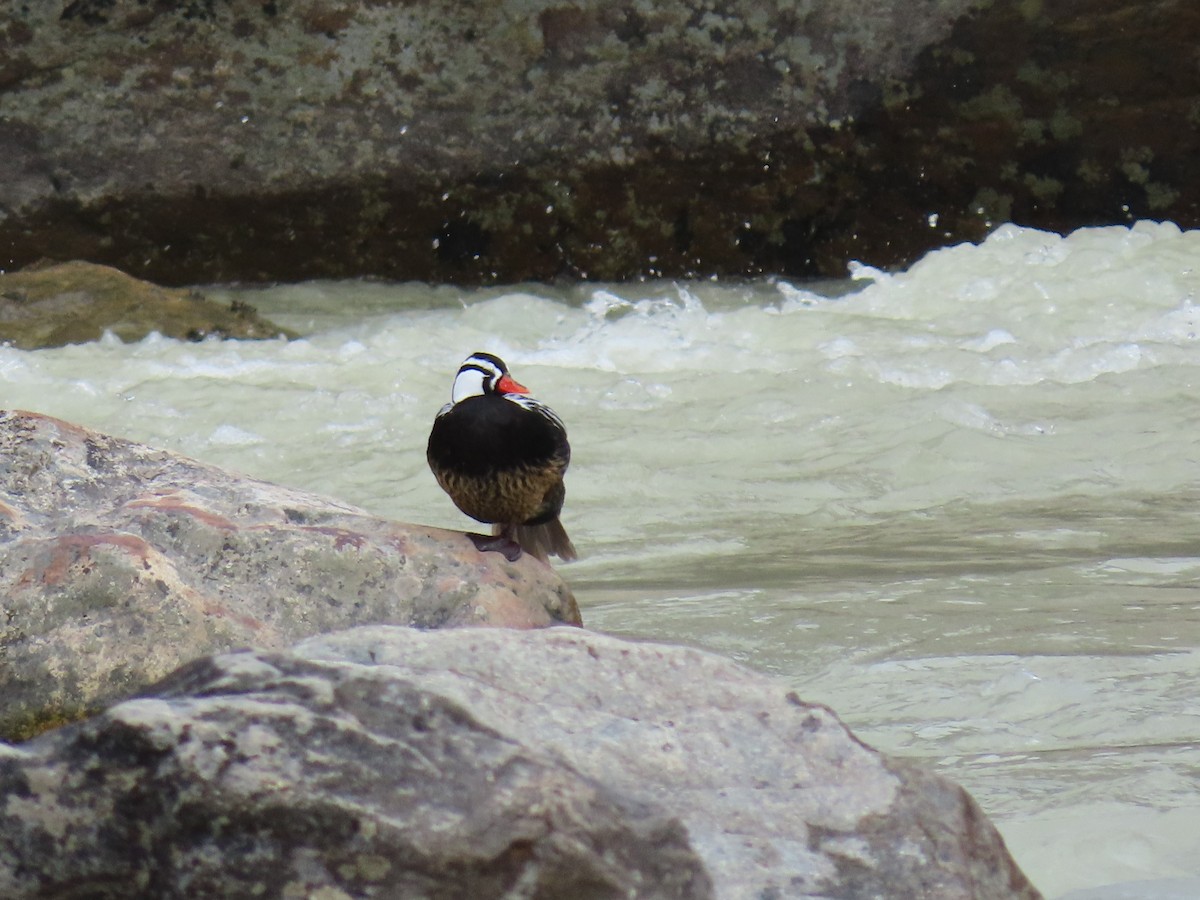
[4, 221, 1200, 898]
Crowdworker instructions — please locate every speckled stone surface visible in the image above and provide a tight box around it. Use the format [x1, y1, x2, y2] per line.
[0, 635, 709, 899]
[0, 0, 1194, 284]
[297, 627, 1043, 899]
[0, 410, 579, 741]
[1, 0, 974, 282]
[0, 627, 1042, 898]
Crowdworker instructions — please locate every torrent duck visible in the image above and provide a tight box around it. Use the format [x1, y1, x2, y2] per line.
[427, 351, 577, 563]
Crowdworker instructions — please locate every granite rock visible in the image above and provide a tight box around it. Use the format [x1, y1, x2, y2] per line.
[14, 0, 1195, 285]
[295, 627, 1043, 899]
[1, 1, 1195, 283]
[0, 636, 708, 899]
[0, 410, 579, 741]
[0, 627, 1042, 899]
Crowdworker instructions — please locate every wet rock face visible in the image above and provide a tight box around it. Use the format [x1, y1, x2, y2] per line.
[2, 0, 972, 283]
[0, 411, 579, 741]
[0, 627, 1042, 899]
[1, 1, 1193, 285]
[858, 0, 1200, 260]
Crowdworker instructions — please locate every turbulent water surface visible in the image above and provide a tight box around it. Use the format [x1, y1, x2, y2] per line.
[5, 222, 1200, 898]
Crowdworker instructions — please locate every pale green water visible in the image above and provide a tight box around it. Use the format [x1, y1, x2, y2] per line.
[4, 222, 1200, 897]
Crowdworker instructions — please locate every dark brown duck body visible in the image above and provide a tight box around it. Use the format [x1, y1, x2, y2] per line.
[427, 353, 576, 563]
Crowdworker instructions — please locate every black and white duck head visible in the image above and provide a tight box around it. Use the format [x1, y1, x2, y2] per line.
[448, 352, 529, 405]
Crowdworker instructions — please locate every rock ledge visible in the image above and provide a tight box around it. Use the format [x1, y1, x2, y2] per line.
[0, 411, 578, 740]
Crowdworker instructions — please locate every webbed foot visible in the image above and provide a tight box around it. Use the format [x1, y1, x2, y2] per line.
[467, 532, 523, 562]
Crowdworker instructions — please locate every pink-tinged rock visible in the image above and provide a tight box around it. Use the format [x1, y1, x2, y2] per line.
[0, 410, 579, 740]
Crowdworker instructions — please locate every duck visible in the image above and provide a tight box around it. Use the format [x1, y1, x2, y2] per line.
[427, 351, 577, 563]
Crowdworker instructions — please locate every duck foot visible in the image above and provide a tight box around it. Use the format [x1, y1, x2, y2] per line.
[467, 532, 523, 562]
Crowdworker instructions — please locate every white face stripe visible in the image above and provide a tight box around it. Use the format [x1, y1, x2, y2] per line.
[450, 366, 490, 404]
[461, 353, 505, 378]
[450, 353, 507, 404]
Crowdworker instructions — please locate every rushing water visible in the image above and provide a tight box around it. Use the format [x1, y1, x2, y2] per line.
[4, 221, 1200, 898]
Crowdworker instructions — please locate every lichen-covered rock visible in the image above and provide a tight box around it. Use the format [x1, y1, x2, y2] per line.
[0, 411, 579, 741]
[0, 261, 292, 348]
[1, 1, 1195, 284]
[0, 627, 1042, 899]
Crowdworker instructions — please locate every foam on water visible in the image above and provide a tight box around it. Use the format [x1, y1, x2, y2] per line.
[5, 222, 1200, 898]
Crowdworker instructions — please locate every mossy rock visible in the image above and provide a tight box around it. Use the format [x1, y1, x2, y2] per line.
[0, 260, 294, 349]
[1, 702, 92, 743]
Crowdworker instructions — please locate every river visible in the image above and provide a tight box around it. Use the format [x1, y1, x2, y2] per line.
[4, 221, 1199, 898]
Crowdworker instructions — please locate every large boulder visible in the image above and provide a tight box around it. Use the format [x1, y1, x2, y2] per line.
[0, 626, 1042, 898]
[2, 0, 1193, 284]
[0, 411, 579, 741]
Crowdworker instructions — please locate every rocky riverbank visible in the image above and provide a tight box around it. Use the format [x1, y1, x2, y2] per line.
[0, 410, 1042, 897]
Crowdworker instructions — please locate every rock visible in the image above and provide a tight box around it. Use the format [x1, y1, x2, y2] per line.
[0, 0, 978, 281]
[0, 627, 1041, 899]
[0, 636, 710, 899]
[295, 628, 1042, 899]
[850, 0, 1200, 267]
[6, 1, 1192, 285]
[0, 261, 293, 349]
[0, 411, 580, 741]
